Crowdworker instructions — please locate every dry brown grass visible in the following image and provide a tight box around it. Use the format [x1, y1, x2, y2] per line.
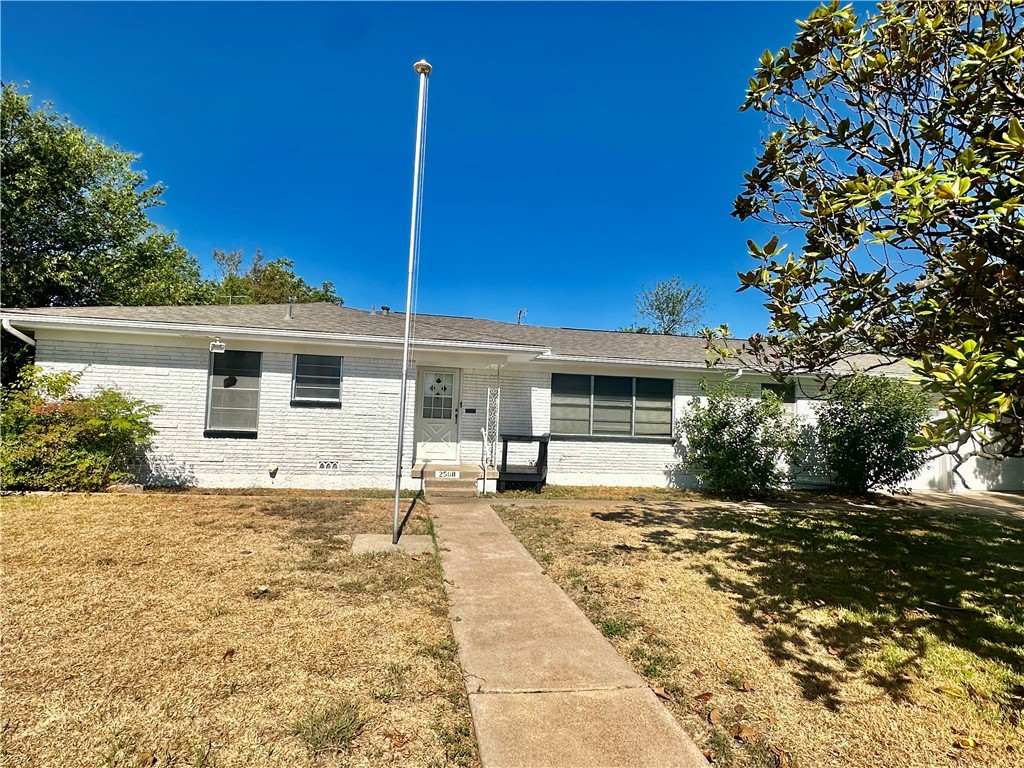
[498, 499, 1024, 768]
[1, 494, 478, 768]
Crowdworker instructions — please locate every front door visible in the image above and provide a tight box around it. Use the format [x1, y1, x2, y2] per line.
[417, 368, 460, 462]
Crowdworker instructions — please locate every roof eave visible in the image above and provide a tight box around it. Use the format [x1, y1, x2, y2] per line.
[0, 312, 551, 358]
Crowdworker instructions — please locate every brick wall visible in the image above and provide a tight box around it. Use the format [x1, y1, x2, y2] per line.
[35, 335, 416, 489]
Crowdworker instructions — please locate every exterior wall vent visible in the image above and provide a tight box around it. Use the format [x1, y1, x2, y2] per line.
[316, 460, 340, 471]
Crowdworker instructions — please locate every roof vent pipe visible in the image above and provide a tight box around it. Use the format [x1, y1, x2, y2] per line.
[381, 305, 391, 315]
[284, 304, 293, 320]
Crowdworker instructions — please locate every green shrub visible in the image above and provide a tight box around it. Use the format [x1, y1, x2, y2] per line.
[815, 374, 930, 494]
[0, 366, 159, 491]
[678, 380, 798, 496]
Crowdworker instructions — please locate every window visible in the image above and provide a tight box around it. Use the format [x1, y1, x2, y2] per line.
[761, 383, 796, 403]
[206, 350, 261, 437]
[551, 374, 673, 437]
[292, 354, 343, 406]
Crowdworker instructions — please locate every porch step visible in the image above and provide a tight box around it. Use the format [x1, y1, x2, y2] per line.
[412, 462, 485, 480]
[423, 478, 479, 499]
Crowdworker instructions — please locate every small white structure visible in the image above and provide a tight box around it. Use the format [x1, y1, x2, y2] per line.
[2, 303, 1020, 493]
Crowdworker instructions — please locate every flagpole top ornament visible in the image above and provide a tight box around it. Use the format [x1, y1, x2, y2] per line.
[414, 60, 432, 76]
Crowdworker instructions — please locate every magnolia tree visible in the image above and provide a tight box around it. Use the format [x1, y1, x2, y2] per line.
[707, 1, 1024, 478]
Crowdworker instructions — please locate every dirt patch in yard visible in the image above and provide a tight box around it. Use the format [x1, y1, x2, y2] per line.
[1, 494, 478, 768]
[497, 498, 1024, 768]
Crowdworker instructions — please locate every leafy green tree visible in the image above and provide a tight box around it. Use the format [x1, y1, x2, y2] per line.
[211, 248, 342, 305]
[814, 374, 931, 493]
[713, 1, 1024, 472]
[0, 84, 211, 308]
[677, 380, 799, 496]
[622, 276, 708, 335]
[0, 366, 160, 491]
[1, 84, 212, 380]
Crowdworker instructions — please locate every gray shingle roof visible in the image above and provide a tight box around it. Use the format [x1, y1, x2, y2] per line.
[2, 302, 909, 373]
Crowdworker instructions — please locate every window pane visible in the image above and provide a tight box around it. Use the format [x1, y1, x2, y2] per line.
[552, 373, 591, 397]
[761, 383, 796, 403]
[594, 376, 631, 399]
[635, 378, 673, 402]
[295, 385, 341, 401]
[294, 354, 342, 401]
[209, 351, 261, 432]
[551, 374, 591, 434]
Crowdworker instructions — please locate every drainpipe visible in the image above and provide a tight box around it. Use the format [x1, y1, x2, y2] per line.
[2, 319, 36, 347]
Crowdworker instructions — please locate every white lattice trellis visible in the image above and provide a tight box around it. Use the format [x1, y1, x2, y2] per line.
[484, 387, 501, 468]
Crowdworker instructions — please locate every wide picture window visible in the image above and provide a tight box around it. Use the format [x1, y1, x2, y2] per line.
[551, 374, 673, 437]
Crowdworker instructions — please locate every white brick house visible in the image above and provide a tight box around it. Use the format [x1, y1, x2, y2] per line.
[2, 303, 1020, 492]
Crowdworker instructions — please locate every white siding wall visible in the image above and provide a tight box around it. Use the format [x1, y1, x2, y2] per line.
[32, 333, 1021, 492]
[457, 367, 551, 467]
[35, 335, 417, 489]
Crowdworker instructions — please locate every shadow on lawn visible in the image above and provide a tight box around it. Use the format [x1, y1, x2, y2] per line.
[593, 501, 1024, 715]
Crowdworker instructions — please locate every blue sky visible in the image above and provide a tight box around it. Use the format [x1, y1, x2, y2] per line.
[2, 1, 818, 335]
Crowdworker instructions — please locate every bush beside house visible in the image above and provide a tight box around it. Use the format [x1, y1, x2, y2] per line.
[678, 375, 930, 496]
[677, 380, 798, 496]
[814, 375, 930, 494]
[0, 367, 159, 491]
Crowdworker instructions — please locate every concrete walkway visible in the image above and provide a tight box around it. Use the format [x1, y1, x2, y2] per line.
[431, 500, 708, 768]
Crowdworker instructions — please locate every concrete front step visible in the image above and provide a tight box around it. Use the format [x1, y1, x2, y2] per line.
[413, 462, 488, 480]
[424, 478, 479, 498]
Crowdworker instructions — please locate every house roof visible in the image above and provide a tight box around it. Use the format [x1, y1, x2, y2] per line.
[1, 302, 910, 374]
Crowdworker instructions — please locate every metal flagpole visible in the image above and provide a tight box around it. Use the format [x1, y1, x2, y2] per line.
[393, 59, 432, 544]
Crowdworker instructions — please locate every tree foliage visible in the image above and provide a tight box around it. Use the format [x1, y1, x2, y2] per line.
[211, 248, 342, 306]
[814, 374, 931, 493]
[0, 367, 160, 491]
[0, 84, 209, 309]
[677, 380, 799, 496]
[714, 1, 1024, 469]
[623, 276, 708, 335]
[0, 85, 344, 382]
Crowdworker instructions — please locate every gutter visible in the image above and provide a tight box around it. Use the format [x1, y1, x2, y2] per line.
[2, 318, 35, 347]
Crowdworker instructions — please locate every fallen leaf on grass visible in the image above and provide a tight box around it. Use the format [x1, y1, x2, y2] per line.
[222, 648, 235, 662]
[443, 579, 455, 586]
[729, 723, 757, 742]
[769, 745, 791, 767]
[652, 685, 673, 702]
[754, 711, 776, 723]
[709, 709, 722, 725]
[826, 646, 841, 656]
[954, 738, 979, 750]
[694, 692, 713, 703]
[715, 660, 726, 671]
[734, 704, 748, 716]
[692, 668, 704, 678]
[389, 731, 410, 749]
[136, 750, 157, 767]
[739, 680, 756, 692]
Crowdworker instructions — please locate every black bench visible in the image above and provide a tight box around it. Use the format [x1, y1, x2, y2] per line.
[497, 432, 550, 492]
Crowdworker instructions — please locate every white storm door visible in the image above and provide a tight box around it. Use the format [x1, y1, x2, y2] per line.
[417, 368, 460, 462]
